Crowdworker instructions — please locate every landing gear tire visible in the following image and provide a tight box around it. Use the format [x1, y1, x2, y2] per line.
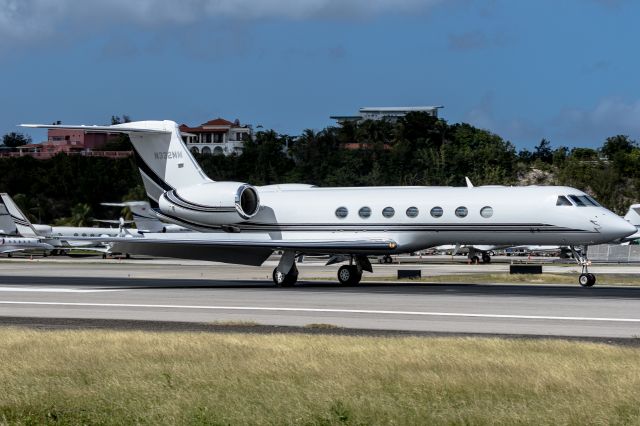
[470, 255, 480, 265]
[579, 273, 596, 287]
[337, 265, 362, 286]
[481, 253, 491, 264]
[273, 265, 298, 287]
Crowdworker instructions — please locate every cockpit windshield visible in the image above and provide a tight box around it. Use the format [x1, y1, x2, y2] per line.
[568, 195, 586, 206]
[584, 195, 601, 207]
[566, 194, 601, 207]
[556, 196, 573, 206]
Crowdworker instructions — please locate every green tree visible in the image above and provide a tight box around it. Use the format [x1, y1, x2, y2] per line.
[2, 132, 32, 148]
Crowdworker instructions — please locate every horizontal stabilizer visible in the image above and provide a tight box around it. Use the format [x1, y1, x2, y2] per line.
[21, 124, 170, 135]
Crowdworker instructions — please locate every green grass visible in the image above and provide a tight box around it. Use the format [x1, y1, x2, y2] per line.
[1, 329, 640, 425]
[365, 273, 640, 286]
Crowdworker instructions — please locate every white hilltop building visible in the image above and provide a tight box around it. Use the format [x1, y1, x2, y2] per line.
[179, 118, 252, 156]
[331, 106, 444, 124]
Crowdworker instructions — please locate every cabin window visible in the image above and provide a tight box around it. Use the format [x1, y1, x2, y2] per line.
[406, 207, 419, 218]
[335, 207, 348, 219]
[480, 206, 493, 218]
[569, 195, 586, 206]
[74, 233, 79, 236]
[556, 196, 572, 206]
[455, 206, 468, 218]
[382, 207, 395, 218]
[359, 207, 372, 219]
[430, 206, 443, 218]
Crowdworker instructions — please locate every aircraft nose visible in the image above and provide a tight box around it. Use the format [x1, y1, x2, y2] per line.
[604, 216, 637, 240]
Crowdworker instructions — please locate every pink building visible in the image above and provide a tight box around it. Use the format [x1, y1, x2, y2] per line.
[1, 129, 132, 159]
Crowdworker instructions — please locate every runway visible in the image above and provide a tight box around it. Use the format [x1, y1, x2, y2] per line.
[1, 261, 640, 338]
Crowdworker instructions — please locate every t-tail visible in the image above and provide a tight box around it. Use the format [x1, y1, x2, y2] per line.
[22, 121, 212, 206]
[0, 193, 39, 238]
[21, 121, 261, 229]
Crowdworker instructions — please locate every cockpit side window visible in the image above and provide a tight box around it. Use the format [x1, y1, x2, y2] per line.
[556, 196, 573, 206]
[569, 195, 586, 206]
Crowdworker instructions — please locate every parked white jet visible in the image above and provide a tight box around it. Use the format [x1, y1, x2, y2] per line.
[23, 121, 636, 287]
[0, 236, 54, 257]
[0, 193, 130, 255]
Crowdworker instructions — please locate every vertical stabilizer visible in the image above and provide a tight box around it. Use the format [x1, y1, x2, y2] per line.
[0, 194, 39, 238]
[117, 120, 212, 205]
[21, 121, 213, 206]
[624, 204, 640, 226]
[0, 203, 18, 235]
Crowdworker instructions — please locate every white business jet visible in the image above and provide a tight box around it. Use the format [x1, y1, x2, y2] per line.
[22, 121, 636, 287]
[0, 193, 132, 255]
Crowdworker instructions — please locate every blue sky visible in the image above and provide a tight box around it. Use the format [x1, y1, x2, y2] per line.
[1, 0, 639, 149]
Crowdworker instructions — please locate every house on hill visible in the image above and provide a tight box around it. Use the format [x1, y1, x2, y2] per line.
[179, 118, 252, 156]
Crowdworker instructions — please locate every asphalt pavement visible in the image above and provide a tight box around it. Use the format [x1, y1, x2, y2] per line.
[0, 259, 639, 339]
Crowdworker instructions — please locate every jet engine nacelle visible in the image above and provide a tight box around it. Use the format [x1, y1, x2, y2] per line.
[159, 181, 260, 226]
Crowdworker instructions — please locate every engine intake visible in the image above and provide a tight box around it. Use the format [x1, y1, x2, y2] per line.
[159, 181, 260, 227]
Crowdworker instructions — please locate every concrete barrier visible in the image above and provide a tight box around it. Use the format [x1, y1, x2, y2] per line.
[509, 264, 542, 274]
[398, 270, 422, 279]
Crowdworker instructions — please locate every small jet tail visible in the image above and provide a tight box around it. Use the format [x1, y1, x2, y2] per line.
[21, 121, 212, 206]
[102, 201, 167, 232]
[624, 204, 640, 227]
[0, 193, 39, 238]
[0, 203, 19, 236]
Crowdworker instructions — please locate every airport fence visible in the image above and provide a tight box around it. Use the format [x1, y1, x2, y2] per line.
[587, 244, 640, 262]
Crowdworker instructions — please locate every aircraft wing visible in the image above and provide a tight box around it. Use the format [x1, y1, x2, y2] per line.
[107, 236, 398, 266]
[1, 248, 27, 254]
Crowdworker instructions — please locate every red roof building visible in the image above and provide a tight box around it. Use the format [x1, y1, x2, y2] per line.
[179, 117, 252, 156]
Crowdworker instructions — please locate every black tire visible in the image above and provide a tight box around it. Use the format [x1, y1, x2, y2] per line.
[273, 266, 298, 287]
[482, 254, 491, 264]
[471, 255, 480, 264]
[338, 265, 362, 285]
[579, 273, 595, 287]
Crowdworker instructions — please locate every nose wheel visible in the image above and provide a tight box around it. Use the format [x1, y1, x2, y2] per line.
[571, 246, 596, 287]
[579, 273, 596, 287]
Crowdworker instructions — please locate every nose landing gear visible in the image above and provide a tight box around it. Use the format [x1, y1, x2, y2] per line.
[571, 246, 596, 287]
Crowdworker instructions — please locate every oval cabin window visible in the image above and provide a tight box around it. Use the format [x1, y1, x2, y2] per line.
[382, 207, 395, 218]
[406, 207, 419, 218]
[430, 206, 443, 218]
[480, 206, 493, 218]
[335, 207, 348, 218]
[359, 207, 372, 219]
[455, 206, 468, 218]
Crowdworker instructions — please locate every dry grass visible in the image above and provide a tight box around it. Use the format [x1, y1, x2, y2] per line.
[366, 273, 640, 286]
[0, 329, 639, 425]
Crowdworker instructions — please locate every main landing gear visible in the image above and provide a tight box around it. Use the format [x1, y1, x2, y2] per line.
[570, 245, 596, 287]
[271, 252, 373, 287]
[272, 264, 299, 287]
[467, 247, 492, 264]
